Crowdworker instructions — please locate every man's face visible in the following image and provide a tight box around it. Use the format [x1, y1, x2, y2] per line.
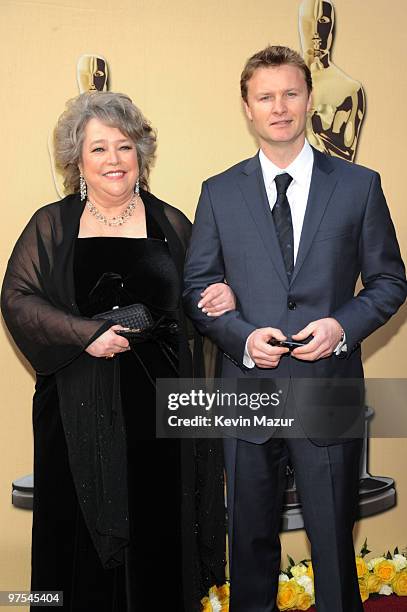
[244, 65, 311, 150]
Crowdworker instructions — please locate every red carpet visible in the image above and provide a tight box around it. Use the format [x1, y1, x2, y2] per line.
[363, 596, 407, 610]
[291, 595, 407, 611]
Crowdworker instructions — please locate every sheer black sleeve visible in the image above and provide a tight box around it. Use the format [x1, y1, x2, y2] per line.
[1, 204, 110, 375]
[163, 201, 192, 251]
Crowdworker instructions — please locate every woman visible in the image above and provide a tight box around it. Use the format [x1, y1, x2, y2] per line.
[1, 92, 233, 611]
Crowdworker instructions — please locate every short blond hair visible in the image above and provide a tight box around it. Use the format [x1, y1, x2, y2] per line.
[54, 92, 156, 194]
[240, 45, 313, 102]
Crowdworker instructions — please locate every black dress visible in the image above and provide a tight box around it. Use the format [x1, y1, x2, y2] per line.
[2, 191, 225, 612]
[32, 212, 186, 610]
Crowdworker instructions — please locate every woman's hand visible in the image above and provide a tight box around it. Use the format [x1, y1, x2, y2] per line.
[197, 282, 236, 317]
[85, 325, 130, 358]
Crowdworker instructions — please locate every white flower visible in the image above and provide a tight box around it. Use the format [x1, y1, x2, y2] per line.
[367, 556, 386, 571]
[379, 584, 393, 596]
[296, 575, 314, 596]
[393, 554, 407, 571]
[291, 563, 308, 578]
[208, 591, 222, 612]
[279, 573, 289, 583]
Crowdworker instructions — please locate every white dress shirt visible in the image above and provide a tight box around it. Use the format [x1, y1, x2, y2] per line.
[243, 140, 346, 367]
[259, 139, 313, 263]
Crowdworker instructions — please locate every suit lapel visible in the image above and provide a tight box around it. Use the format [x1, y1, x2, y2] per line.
[290, 149, 338, 285]
[237, 154, 289, 290]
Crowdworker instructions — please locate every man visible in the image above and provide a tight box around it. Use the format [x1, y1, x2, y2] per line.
[183, 46, 406, 612]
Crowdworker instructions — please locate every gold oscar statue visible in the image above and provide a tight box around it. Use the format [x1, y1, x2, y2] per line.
[76, 54, 109, 92]
[49, 54, 109, 197]
[299, 0, 365, 162]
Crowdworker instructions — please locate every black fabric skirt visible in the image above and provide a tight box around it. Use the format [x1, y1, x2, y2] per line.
[31, 345, 183, 612]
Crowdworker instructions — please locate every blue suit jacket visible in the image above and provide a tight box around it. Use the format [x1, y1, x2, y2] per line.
[183, 148, 406, 439]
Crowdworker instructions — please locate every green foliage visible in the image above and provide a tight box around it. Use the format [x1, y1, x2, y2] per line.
[300, 559, 311, 566]
[359, 538, 371, 558]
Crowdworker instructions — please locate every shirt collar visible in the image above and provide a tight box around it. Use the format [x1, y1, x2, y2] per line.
[259, 140, 314, 189]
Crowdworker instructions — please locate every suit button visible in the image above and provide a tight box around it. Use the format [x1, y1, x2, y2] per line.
[287, 299, 296, 310]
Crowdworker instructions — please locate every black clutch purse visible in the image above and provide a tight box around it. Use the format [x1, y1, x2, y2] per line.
[92, 303, 154, 339]
[93, 302, 180, 381]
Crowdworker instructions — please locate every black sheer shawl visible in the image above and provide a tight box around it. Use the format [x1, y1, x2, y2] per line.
[1, 190, 225, 608]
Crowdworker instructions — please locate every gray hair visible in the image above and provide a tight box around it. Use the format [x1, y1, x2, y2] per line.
[54, 91, 157, 194]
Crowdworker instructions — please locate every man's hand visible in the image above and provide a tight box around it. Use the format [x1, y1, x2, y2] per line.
[198, 282, 236, 317]
[247, 327, 289, 368]
[291, 318, 343, 361]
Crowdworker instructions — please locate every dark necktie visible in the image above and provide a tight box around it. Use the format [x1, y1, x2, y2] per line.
[272, 173, 294, 278]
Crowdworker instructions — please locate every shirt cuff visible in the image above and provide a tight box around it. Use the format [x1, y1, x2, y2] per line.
[243, 338, 256, 368]
[334, 331, 347, 355]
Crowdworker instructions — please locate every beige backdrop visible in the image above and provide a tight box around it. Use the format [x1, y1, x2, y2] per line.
[1, 0, 406, 603]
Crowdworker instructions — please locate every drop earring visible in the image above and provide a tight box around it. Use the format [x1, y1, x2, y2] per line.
[134, 178, 140, 196]
[80, 174, 87, 202]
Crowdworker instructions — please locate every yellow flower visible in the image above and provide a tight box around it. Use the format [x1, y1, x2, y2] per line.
[367, 572, 382, 594]
[392, 569, 407, 596]
[277, 580, 302, 610]
[296, 591, 313, 610]
[355, 556, 369, 578]
[305, 562, 314, 580]
[358, 577, 369, 603]
[216, 584, 230, 610]
[367, 556, 385, 571]
[374, 559, 397, 584]
[200, 583, 229, 611]
[291, 564, 308, 578]
[200, 596, 212, 611]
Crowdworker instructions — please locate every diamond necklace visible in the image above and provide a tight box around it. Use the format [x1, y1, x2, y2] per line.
[86, 194, 137, 227]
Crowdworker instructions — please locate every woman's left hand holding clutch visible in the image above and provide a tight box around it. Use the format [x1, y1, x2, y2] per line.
[85, 325, 131, 358]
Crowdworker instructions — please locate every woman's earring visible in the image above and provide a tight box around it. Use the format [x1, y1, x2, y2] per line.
[80, 174, 87, 202]
[134, 178, 140, 196]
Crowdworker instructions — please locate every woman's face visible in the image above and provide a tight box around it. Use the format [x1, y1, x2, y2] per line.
[79, 118, 139, 205]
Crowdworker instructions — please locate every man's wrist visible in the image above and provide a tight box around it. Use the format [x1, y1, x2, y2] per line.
[333, 325, 347, 355]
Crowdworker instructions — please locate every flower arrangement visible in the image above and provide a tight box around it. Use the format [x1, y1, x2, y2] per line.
[276, 556, 315, 610]
[356, 540, 407, 602]
[201, 584, 229, 612]
[201, 541, 407, 611]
